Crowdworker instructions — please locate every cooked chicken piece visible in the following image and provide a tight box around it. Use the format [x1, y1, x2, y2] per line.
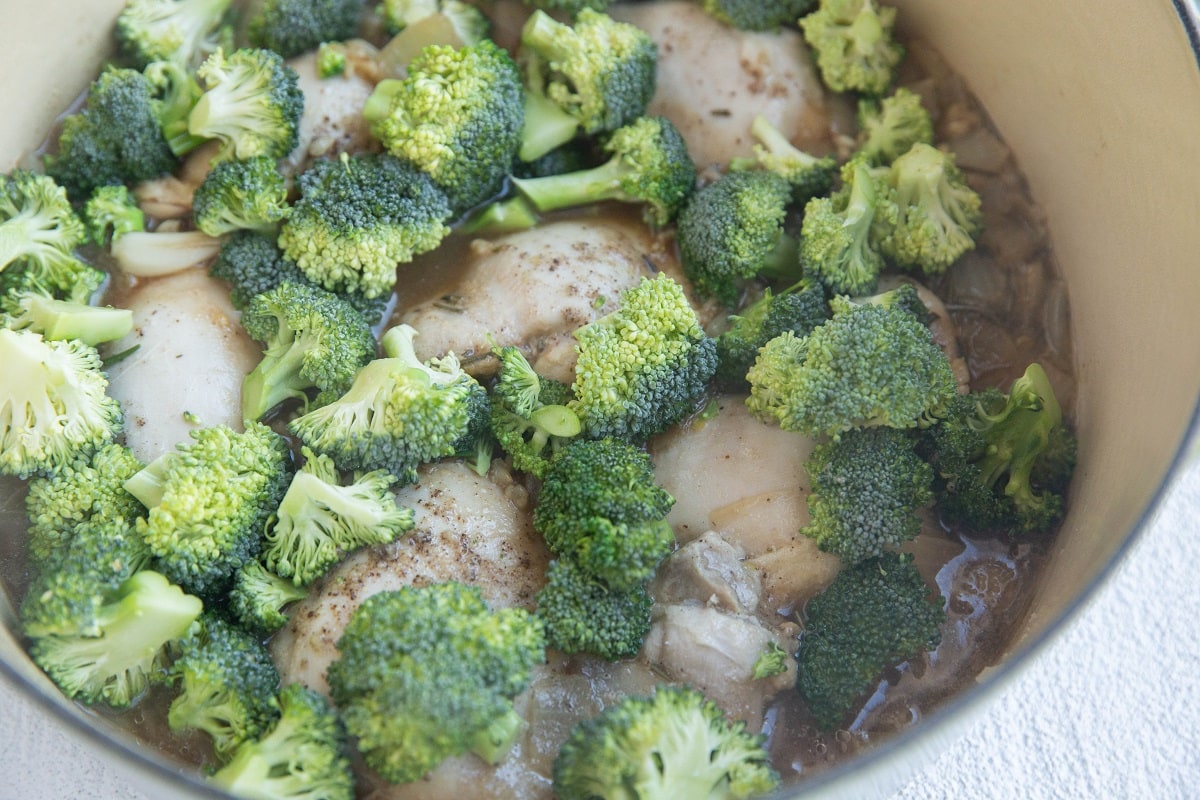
[396, 215, 711, 383]
[270, 461, 550, 697]
[104, 268, 260, 464]
[280, 50, 380, 177]
[650, 531, 761, 614]
[611, 1, 836, 169]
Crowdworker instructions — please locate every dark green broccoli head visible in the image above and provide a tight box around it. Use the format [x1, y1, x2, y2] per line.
[46, 67, 178, 201]
[677, 170, 794, 305]
[797, 552, 944, 729]
[746, 296, 957, 437]
[326, 582, 545, 784]
[701, 0, 816, 30]
[553, 685, 780, 800]
[188, 47, 304, 161]
[363, 39, 524, 214]
[114, 0, 232, 68]
[856, 87, 934, 165]
[804, 426, 934, 564]
[192, 155, 291, 237]
[210, 230, 310, 309]
[800, 0, 905, 96]
[123, 422, 293, 597]
[278, 153, 452, 299]
[714, 278, 830, 387]
[247, 0, 365, 59]
[2, 291, 133, 347]
[228, 560, 309, 636]
[535, 558, 653, 661]
[240, 280, 377, 421]
[167, 613, 282, 760]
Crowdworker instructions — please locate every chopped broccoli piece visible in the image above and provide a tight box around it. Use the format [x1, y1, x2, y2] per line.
[187, 47, 304, 162]
[923, 363, 1075, 534]
[534, 438, 675, 591]
[512, 116, 695, 226]
[797, 552, 944, 729]
[144, 59, 209, 157]
[459, 195, 540, 235]
[0, 169, 87, 274]
[27, 570, 202, 708]
[0, 328, 123, 478]
[278, 153, 452, 299]
[677, 169, 795, 305]
[752, 642, 790, 679]
[803, 426, 934, 564]
[535, 557, 653, 660]
[553, 685, 780, 800]
[167, 613, 282, 761]
[800, 0, 905, 96]
[380, 0, 490, 45]
[192, 155, 291, 237]
[3, 292, 132, 345]
[856, 86, 934, 165]
[210, 683, 355, 800]
[517, 9, 657, 162]
[570, 274, 717, 442]
[363, 40, 524, 214]
[123, 422, 292, 596]
[83, 185, 145, 245]
[315, 42, 348, 77]
[114, 0, 232, 68]
[209, 230, 310, 309]
[46, 67, 178, 201]
[713, 278, 829, 388]
[700, 0, 815, 30]
[520, 0, 615, 14]
[228, 560, 309, 636]
[746, 295, 957, 437]
[728, 114, 836, 202]
[289, 323, 484, 484]
[488, 343, 581, 478]
[240, 281, 376, 421]
[263, 448, 414, 586]
[799, 156, 897, 296]
[246, 0, 365, 59]
[878, 142, 983, 275]
[326, 583, 546, 784]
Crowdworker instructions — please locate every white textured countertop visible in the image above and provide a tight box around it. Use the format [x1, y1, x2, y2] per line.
[2, 459, 1198, 800]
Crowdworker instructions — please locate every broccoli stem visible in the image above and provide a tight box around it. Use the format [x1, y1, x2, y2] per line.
[241, 339, 312, 421]
[509, 158, 631, 214]
[519, 91, 582, 163]
[13, 298, 133, 346]
[756, 232, 802, 282]
[460, 196, 539, 235]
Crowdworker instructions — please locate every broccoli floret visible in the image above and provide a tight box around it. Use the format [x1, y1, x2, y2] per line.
[517, 9, 657, 162]
[714, 278, 829, 388]
[228, 560, 309, 636]
[844, 280, 928, 321]
[315, 42, 348, 78]
[799, 157, 897, 296]
[923, 363, 1075, 534]
[728, 114, 836, 203]
[278, 153, 452, 299]
[856, 87, 934, 165]
[535, 557, 652, 660]
[144, 59, 209, 157]
[2, 292, 133, 346]
[0, 328, 123, 478]
[363, 40, 524, 214]
[289, 323, 484, 484]
[46, 67, 178, 201]
[534, 438, 675, 591]
[83, 185, 145, 246]
[570, 274, 717, 442]
[27, 570, 203, 708]
[488, 343, 582, 478]
[192, 155, 291, 237]
[677, 170, 795, 305]
[24, 443, 145, 565]
[752, 642, 790, 679]
[553, 685, 780, 800]
[380, 0, 490, 45]
[187, 47, 304, 162]
[263, 448, 414, 586]
[210, 683, 355, 800]
[521, 0, 615, 14]
[800, 0, 904, 96]
[878, 142, 983, 275]
[0, 169, 87, 274]
[209, 230, 309, 309]
[326, 582, 546, 784]
[114, 0, 232, 68]
[700, 0, 815, 30]
[803, 426, 934, 564]
[123, 422, 292, 596]
[797, 552, 944, 729]
[240, 281, 376, 421]
[513, 116, 695, 226]
[745, 295, 956, 437]
[167, 613, 281, 760]
[246, 0, 365, 59]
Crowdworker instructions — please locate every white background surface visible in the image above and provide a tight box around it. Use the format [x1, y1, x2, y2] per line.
[2, 459, 1198, 800]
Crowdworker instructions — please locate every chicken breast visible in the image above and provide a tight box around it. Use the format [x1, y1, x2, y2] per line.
[611, 1, 837, 169]
[104, 268, 260, 464]
[280, 50, 380, 177]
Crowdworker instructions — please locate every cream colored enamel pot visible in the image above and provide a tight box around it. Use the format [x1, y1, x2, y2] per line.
[2, 1, 1199, 797]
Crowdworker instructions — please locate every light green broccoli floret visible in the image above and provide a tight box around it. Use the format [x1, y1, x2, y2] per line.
[114, 0, 232, 68]
[379, 0, 491, 46]
[856, 87, 934, 165]
[713, 277, 830, 388]
[192, 155, 291, 237]
[0, 169, 87, 275]
[228, 560, 310, 636]
[487, 343, 582, 479]
[800, 0, 905, 96]
[729, 115, 837, 203]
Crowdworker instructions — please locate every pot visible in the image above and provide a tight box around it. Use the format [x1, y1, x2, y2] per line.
[2, 1, 1199, 797]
